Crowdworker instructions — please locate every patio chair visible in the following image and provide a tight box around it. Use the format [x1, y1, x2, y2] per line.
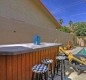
[59, 47, 86, 75]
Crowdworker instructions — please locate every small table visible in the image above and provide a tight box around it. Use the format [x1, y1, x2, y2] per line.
[56, 56, 66, 80]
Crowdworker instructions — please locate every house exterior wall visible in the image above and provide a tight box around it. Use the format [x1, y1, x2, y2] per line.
[0, 0, 73, 44]
[0, 0, 58, 29]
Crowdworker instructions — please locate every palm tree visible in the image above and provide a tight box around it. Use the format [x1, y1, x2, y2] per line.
[59, 18, 63, 25]
[68, 20, 74, 32]
[69, 20, 73, 27]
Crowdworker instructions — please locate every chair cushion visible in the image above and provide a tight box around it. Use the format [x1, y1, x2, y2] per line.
[32, 64, 48, 73]
[41, 59, 53, 64]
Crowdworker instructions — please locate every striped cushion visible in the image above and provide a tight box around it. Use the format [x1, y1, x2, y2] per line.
[56, 56, 66, 60]
[32, 64, 48, 73]
[41, 59, 53, 64]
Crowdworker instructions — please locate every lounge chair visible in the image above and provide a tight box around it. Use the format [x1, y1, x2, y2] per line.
[59, 47, 86, 75]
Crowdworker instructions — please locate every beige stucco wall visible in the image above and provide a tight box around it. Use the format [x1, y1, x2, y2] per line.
[0, 0, 73, 44]
[0, 0, 58, 29]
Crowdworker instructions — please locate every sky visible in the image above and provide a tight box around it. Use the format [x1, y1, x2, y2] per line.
[41, 0, 86, 26]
